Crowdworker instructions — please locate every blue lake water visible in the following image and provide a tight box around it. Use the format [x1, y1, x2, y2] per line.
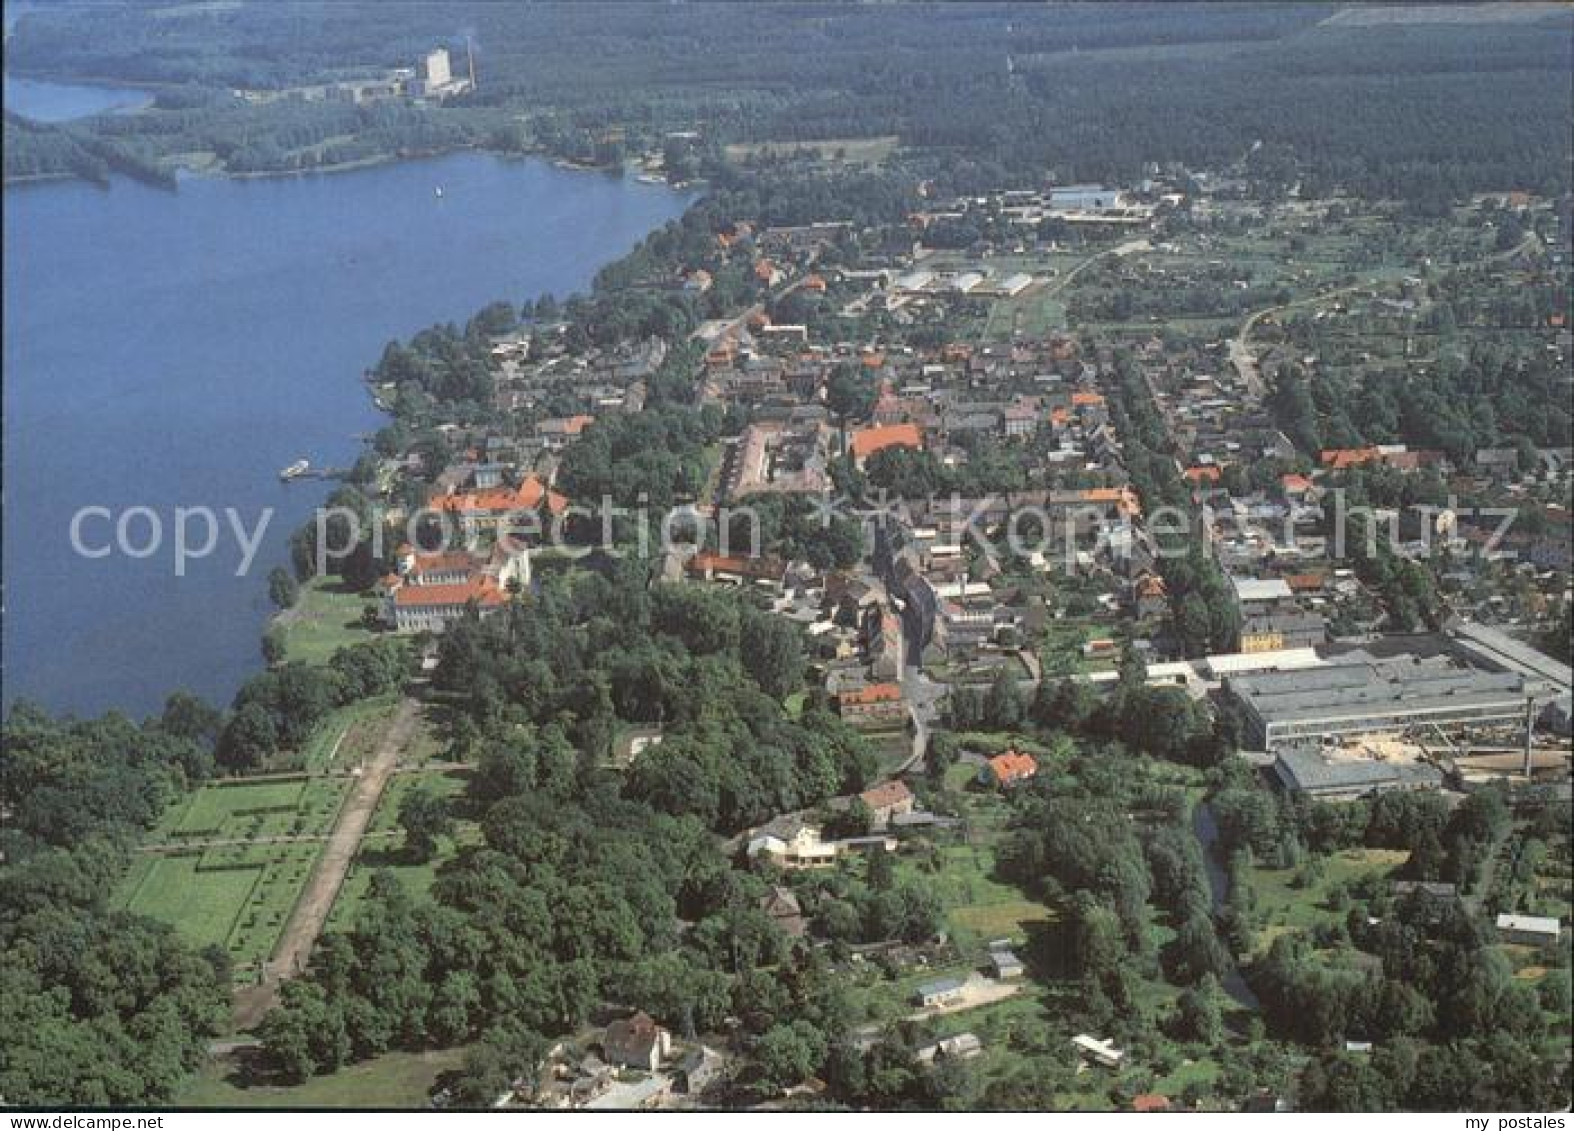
[3, 74, 154, 121]
[3, 154, 693, 718]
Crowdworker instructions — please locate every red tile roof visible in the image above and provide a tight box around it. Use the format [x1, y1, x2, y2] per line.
[838, 682, 903, 707]
[433, 474, 568, 518]
[392, 576, 506, 609]
[1320, 447, 1380, 470]
[850, 423, 923, 460]
[986, 750, 1037, 786]
[859, 779, 914, 811]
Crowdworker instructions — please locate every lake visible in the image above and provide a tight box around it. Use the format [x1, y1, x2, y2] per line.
[3, 74, 154, 121]
[3, 154, 693, 718]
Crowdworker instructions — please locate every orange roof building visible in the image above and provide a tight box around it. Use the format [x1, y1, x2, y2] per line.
[984, 750, 1038, 788]
[1320, 447, 1381, 470]
[1076, 486, 1143, 519]
[432, 474, 569, 523]
[838, 682, 903, 707]
[849, 423, 923, 465]
[1183, 465, 1222, 485]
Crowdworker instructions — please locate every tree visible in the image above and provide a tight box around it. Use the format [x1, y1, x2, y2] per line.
[752, 1020, 827, 1094]
[398, 785, 452, 863]
[739, 610, 805, 699]
[1175, 976, 1224, 1044]
[158, 691, 222, 752]
[268, 566, 300, 610]
[218, 701, 278, 771]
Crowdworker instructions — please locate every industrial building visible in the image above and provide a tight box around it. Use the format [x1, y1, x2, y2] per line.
[1225, 659, 1528, 747]
[1448, 621, 1572, 699]
[1269, 742, 1444, 801]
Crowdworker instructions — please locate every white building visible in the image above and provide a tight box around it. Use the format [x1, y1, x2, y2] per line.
[1072, 1034, 1125, 1069]
[1496, 913, 1563, 947]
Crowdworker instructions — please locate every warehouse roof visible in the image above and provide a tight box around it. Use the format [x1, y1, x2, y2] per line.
[1230, 661, 1526, 728]
[1451, 622, 1572, 694]
[1272, 743, 1443, 794]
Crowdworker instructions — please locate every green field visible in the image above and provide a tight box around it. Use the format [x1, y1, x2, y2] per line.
[117, 841, 323, 967]
[1246, 846, 1409, 956]
[274, 577, 381, 665]
[723, 134, 899, 166]
[118, 776, 350, 969]
[300, 696, 398, 773]
[982, 285, 1067, 340]
[153, 776, 349, 841]
[325, 768, 479, 931]
[179, 1047, 468, 1108]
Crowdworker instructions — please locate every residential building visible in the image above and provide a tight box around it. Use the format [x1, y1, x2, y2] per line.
[987, 949, 1025, 980]
[759, 885, 808, 938]
[916, 1033, 984, 1063]
[430, 474, 569, 531]
[1238, 610, 1326, 653]
[835, 682, 907, 728]
[602, 1012, 672, 1073]
[1072, 1034, 1125, 1069]
[859, 779, 916, 829]
[746, 818, 838, 869]
[913, 977, 967, 1009]
[982, 750, 1038, 788]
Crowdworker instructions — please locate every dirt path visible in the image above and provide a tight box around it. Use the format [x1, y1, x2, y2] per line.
[231, 695, 421, 1032]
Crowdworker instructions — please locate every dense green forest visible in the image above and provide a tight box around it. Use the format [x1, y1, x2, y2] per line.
[0, 705, 230, 1104]
[6, 3, 1571, 202]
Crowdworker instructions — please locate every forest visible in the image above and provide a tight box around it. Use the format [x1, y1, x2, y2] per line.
[6, 3, 1571, 205]
[1, 705, 230, 1104]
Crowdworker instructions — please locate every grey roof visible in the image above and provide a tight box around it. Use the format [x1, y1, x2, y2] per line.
[1241, 611, 1326, 634]
[1451, 622, 1573, 695]
[1231, 660, 1526, 728]
[915, 977, 967, 997]
[1272, 744, 1443, 794]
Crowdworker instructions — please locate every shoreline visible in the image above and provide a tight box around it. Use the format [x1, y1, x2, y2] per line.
[5, 140, 692, 192]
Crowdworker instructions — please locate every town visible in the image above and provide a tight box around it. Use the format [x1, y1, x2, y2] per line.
[5, 2, 1571, 1116]
[204, 157, 1570, 1110]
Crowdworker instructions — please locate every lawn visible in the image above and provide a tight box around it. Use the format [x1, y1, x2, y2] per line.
[1246, 846, 1409, 955]
[898, 841, 1055, 950]
[120, 776, 351, 970]
[982, 285, 1067, 340]
[300, 696, 398, 773]
[155, 776, 348, 841]
[273, 577, 381, 666]
[723, 135, 899, 166]
[118, 855, 264, 952]
[325, 768, 479, 931]
[178, 1047, 469, 1108]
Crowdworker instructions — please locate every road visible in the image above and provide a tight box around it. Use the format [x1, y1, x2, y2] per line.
[898, 663, 948, 774]
[231, 694, 422, 1031]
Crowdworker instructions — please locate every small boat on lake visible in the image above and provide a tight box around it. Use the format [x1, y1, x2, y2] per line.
[279, 459, 310, 481]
